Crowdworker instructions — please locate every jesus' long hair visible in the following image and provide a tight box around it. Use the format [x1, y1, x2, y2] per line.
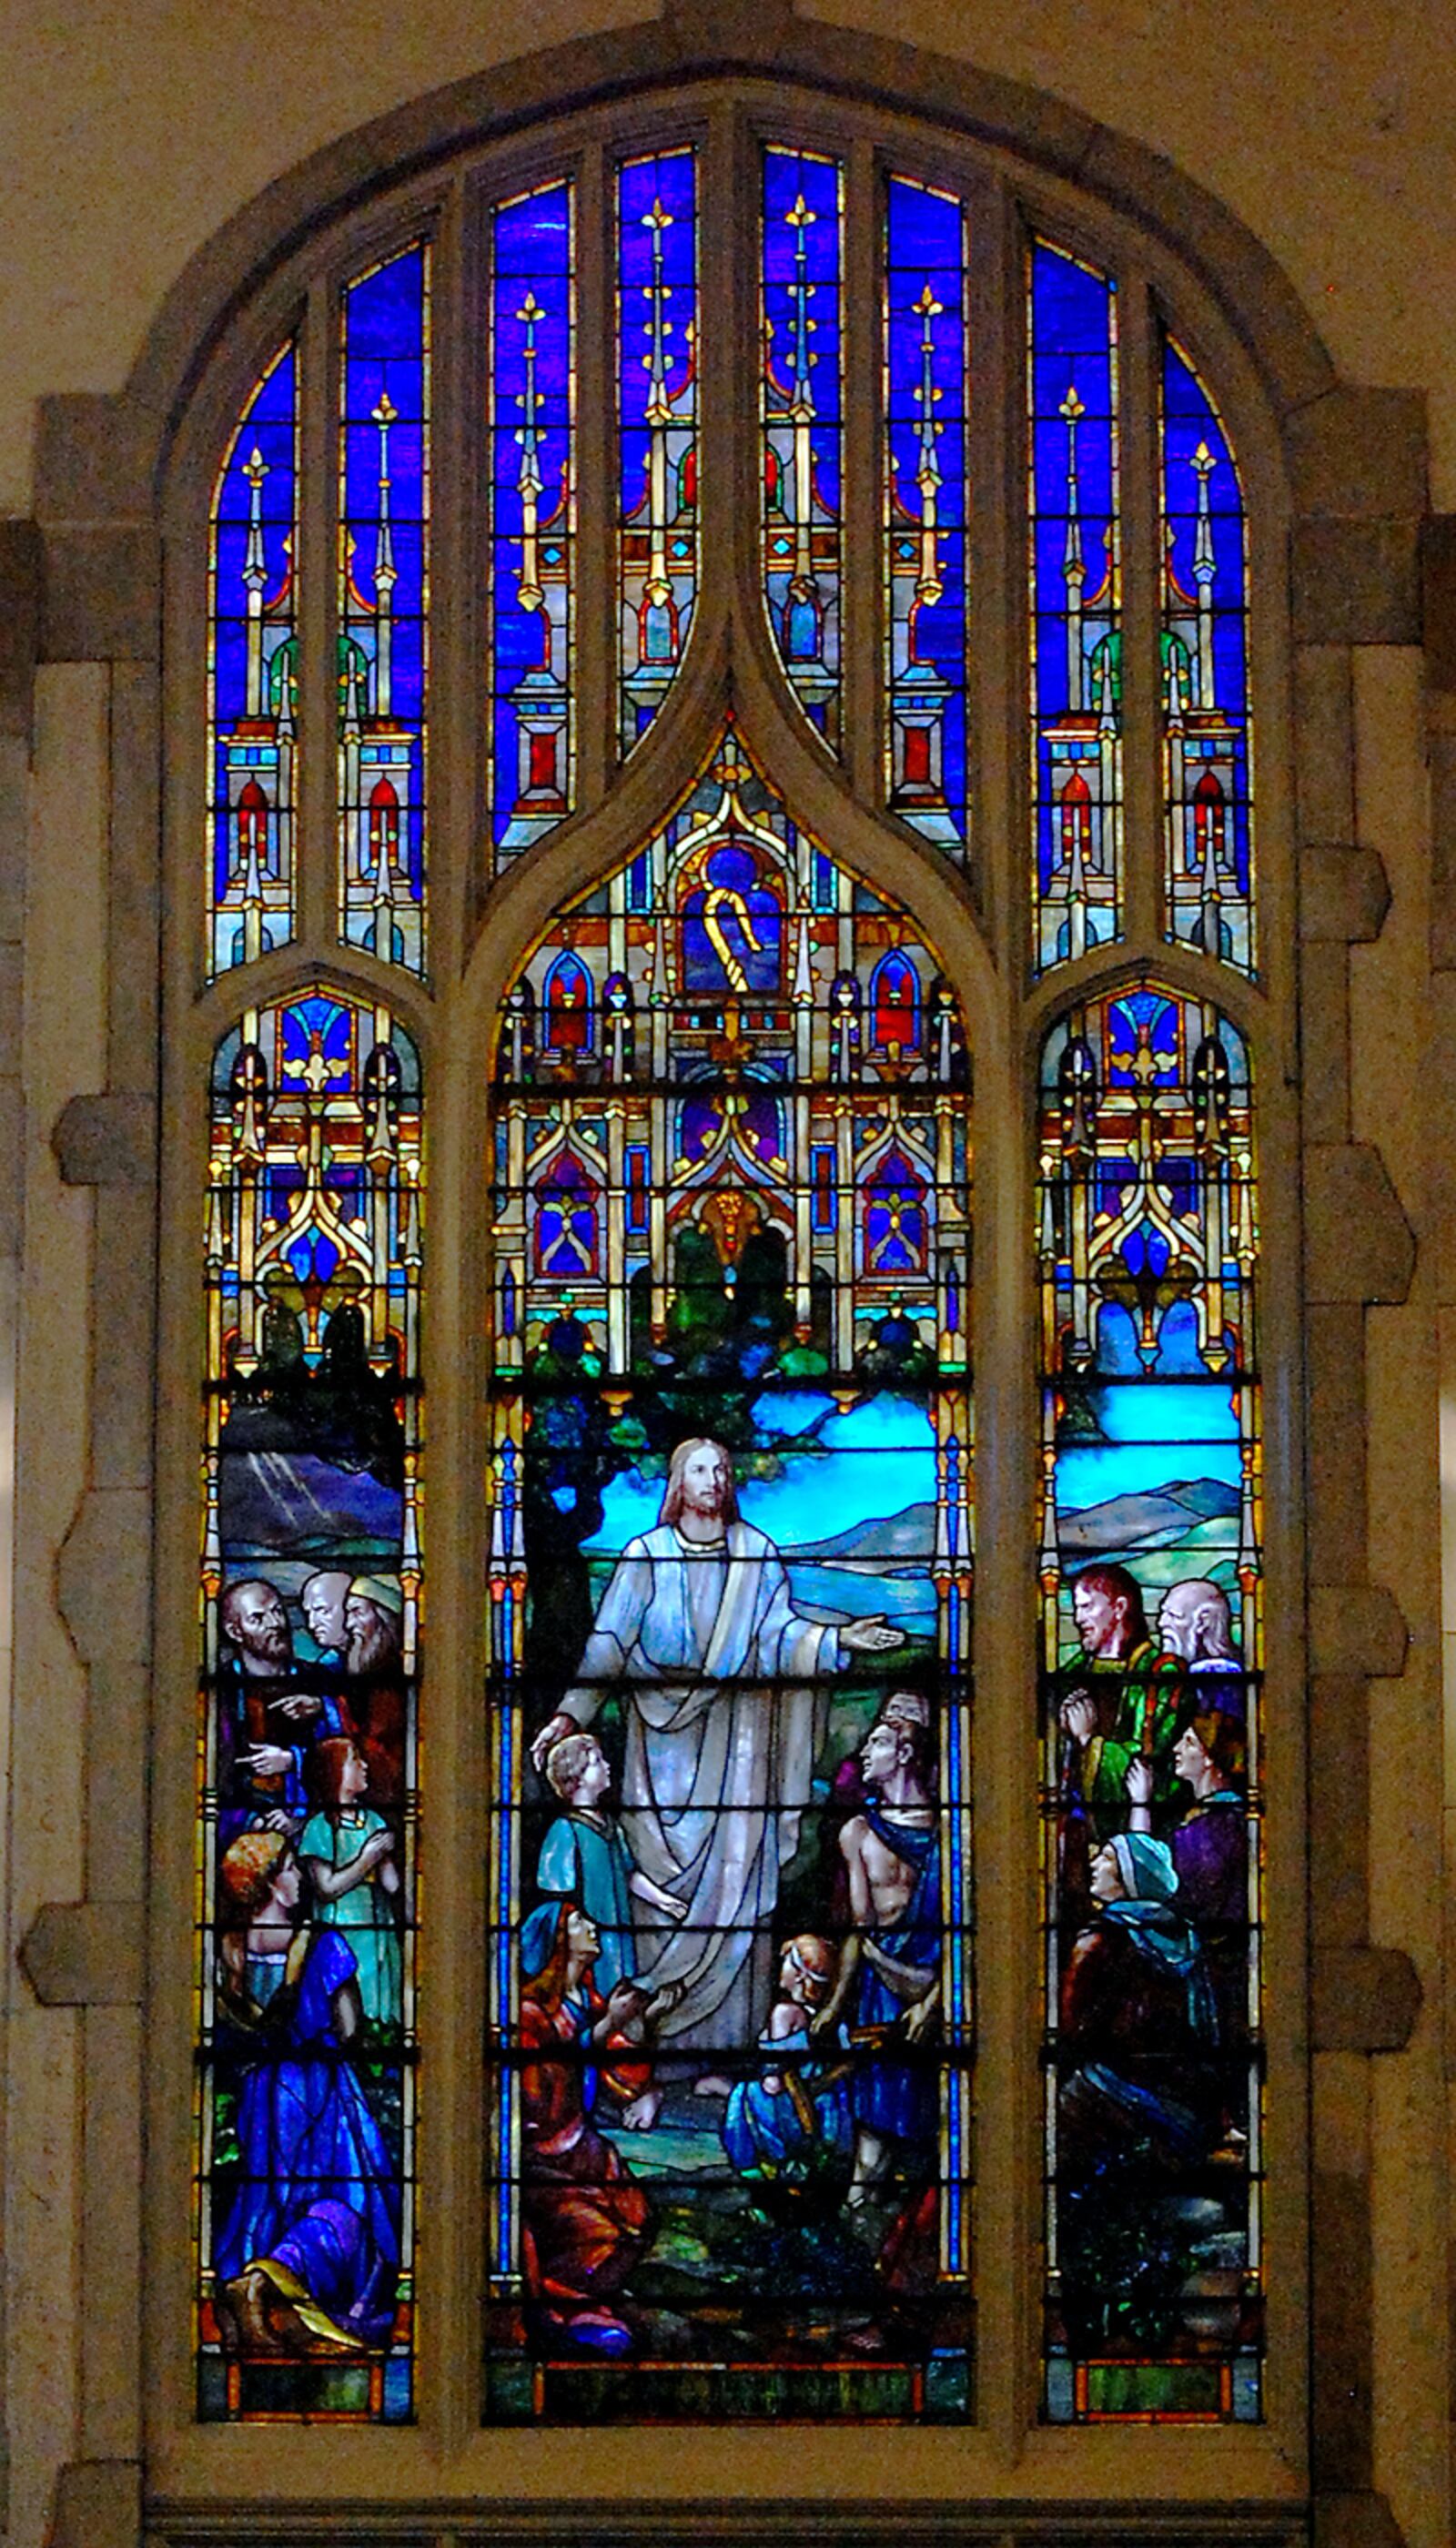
[658, 1437, 740, 1529]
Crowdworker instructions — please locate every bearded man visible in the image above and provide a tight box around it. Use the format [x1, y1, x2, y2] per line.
[530, 1437, 904, 2055]
[1156, 1576, 1244, 1705]
[341, 1574, 408, 1807]
[1057, 1564, 1181, 1837]
[218, 1575, 321, 1834]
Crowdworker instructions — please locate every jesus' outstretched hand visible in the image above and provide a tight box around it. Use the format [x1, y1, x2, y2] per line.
[840, 1613, 905, 1654]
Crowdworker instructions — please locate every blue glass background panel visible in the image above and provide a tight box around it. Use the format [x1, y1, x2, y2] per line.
[1028, 242, 1121, 972]
[1161, 334, 1254, 973]
[209, 341, 298, 976]
[339, 243, 430, 970]
[762, 149, 844, 753]
[490, 184, 575, 864]
[618, 149, 698, 753]
[885, 177, 968, 856]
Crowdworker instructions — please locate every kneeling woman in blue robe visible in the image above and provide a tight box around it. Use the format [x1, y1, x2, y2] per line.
[723, 1935, 852, 2179]
[213, 1829, 401, 2355]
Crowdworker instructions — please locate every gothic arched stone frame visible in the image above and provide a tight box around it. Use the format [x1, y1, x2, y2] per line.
[5, 5, 1426, 2543]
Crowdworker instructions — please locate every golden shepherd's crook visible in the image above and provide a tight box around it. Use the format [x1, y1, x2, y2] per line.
[702, 886, 763, 993]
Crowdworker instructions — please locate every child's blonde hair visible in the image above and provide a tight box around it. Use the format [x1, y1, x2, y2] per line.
[544, 1730, 601, 1802]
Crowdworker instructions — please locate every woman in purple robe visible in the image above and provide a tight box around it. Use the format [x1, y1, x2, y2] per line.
[1125, 1707, 1247, 1925]
[212, 1829, 401, 2356]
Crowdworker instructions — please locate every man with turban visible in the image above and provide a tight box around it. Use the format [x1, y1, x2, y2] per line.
[342, 1573, 408, 1810]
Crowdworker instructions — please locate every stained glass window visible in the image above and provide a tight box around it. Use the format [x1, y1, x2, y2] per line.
[1036, 984, 1262, 2420]
[490, 182, 575, 864]
[1028, 242, 1122, 971]
[885, 176, 969, 854]
[618, 148, 698, 753]
[1161, 337, 1254, 973]
[484, 723, 975, 2422]
[762, 149, 844, 753]
[339, 242, 430, 971]
[208, 339, 298, 976]
[187, 107, 1283, 2454]
[197, 989, 422, 2421]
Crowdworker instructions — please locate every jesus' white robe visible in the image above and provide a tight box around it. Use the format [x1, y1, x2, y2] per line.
[558, 1520, 844, 2048]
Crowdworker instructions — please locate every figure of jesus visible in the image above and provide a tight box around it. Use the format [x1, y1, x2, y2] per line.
[531, 1438, 904, 2052]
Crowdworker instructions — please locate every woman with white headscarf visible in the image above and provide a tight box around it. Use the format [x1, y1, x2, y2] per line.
[1057, 1829, 1221, 2173]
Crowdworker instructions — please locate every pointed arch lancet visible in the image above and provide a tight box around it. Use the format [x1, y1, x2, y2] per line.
[196, 983, 422, 2421]
[1036, 976, 1262, 2422]
[483, 718, 976, 2420]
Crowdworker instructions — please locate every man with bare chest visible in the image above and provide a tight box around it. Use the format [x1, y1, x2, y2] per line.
[818, 1708, 941, 2204]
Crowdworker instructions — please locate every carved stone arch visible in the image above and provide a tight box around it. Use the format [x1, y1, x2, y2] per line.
[188, 943, 440, 1058]
[35, 0, 1350, 535]
[12, 6, 1432, 2544]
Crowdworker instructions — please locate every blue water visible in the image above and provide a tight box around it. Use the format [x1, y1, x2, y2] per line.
[789, 1563, 936, 1635]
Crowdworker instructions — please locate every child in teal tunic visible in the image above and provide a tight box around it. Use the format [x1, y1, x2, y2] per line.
[298, 1735, 402, 2032]
[537, 1731, 686, 1997]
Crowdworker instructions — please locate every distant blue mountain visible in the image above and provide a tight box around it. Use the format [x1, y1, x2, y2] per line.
[1058, 1477, 1239, 1558]
[788, 1502, 937, 1562]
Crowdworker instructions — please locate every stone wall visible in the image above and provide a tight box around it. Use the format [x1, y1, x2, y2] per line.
[0, 6, 1451, 2545]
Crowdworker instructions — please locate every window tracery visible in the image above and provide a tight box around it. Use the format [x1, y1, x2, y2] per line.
[182, 75, 1276, 2455]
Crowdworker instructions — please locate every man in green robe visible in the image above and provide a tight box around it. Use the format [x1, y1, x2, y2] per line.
[1057, 1564, 1183, 1876]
